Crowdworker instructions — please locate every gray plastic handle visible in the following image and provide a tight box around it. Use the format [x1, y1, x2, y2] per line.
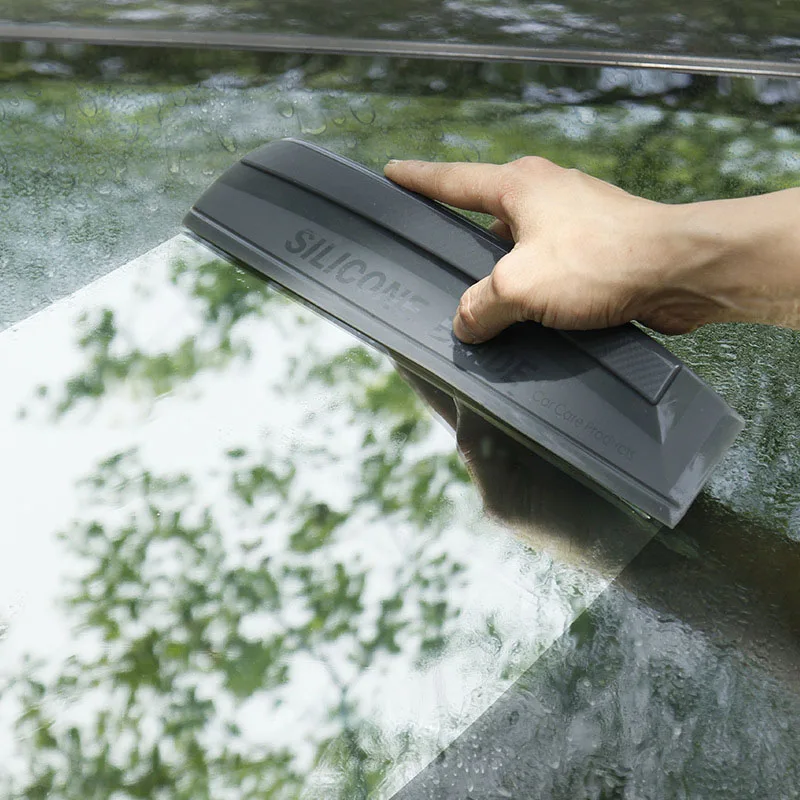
[243, 138, 680, 405]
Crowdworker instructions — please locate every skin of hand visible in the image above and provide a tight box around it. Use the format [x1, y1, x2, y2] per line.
[383, 157, 800, 342]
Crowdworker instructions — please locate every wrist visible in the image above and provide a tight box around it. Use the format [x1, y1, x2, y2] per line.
[684, 191, 800, 328]
[668, 199, 749, 320]
[630, 199, 738, 333]
[644, 192, 800, 330]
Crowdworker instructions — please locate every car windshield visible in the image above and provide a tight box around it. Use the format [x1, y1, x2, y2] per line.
[1, 9, 800, 798]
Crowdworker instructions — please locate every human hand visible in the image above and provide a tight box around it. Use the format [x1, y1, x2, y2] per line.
[384, 158, 800, 341]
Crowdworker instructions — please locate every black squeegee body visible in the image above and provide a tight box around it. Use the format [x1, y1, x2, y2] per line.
[184, 138, 744, 528]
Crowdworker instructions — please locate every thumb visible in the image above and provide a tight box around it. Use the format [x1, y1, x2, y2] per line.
[453, 249, 527, 344]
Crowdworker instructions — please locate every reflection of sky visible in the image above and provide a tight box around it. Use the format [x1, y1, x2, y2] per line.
[0, 236, 656, 794]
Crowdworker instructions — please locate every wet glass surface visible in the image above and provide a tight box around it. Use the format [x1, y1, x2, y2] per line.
[0, 236, 655, 796]
[1, 0, 799, 63]
[1, 42, 800, 797]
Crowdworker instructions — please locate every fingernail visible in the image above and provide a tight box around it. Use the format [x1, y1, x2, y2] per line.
[453, 313, 479, 344]
[385, 159, 404, 167]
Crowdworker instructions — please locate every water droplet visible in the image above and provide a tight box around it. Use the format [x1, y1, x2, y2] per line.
[218, 134, 238, 153]
[171, 89, 190, 108]
[122, 123, 140, 144]
[298, 108, 327, 135]
[79, 96, 99, 119]
[350, 98, 376, 125]
[459, 143, 481, 162]
[278, 99, 295, 118]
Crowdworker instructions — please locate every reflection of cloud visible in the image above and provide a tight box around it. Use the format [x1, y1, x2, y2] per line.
[597, 68, 692, 96]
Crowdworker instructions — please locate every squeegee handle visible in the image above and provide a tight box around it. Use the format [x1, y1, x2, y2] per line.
[242, 138, 681, 404]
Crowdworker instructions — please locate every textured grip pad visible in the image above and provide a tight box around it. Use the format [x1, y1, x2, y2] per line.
[561, 328, 681, 404]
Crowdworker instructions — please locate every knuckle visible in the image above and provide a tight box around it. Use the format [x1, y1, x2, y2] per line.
[513, 155, 550, 173]
[512, 155, 561, 179]
[496, 173, 524, 217]
[497, 156, 557, 215]
[488, 261, 520, 306]
[564, 165, 588, 182]
[431, 162, 459, 195]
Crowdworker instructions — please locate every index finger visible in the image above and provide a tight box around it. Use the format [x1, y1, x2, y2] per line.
[384, 160, 509, 219]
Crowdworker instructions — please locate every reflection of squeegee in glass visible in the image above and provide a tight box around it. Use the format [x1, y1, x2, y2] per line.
[184, 137, 743, 528]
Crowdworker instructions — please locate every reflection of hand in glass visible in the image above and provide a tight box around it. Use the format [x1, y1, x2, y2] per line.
[396, 365, 800, 689]
[385, 158, 800, 338]
[394, 364, 656, 574]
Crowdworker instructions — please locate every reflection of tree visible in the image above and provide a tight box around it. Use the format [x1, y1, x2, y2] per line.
[53, 256, 277, 412]
[4, 246, 479, 795]
[6, 395, 469, 796]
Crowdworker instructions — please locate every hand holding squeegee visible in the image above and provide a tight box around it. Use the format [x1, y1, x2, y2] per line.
[184, 138, 746, 527]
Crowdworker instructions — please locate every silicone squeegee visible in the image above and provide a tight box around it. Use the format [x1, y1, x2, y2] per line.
[184, 137, 744, 527]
